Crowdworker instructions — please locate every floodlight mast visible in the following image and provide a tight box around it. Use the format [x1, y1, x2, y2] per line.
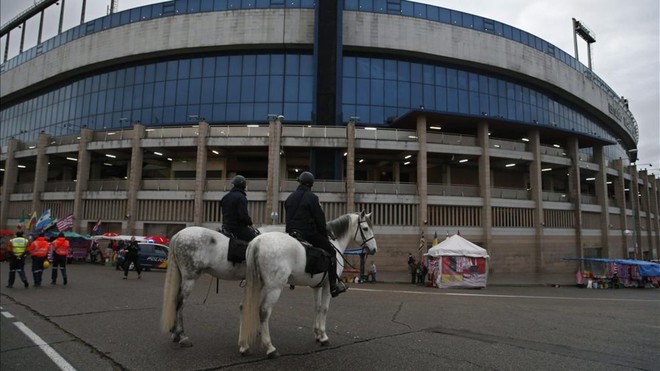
[572, 18, 596, 70]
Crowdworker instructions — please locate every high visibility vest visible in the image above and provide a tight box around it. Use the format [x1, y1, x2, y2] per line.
[10, 237, 28, 257]
[28, 238, 50, 257]
[53, 238, 70, 256]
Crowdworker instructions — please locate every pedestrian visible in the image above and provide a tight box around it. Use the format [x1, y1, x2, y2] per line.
[27, 232, 50, 287]
[285, 171, 347, 297]
[6, 231, 30, 288]
[122, 236, 142, 279]
[407, 253, 416, 284]
[220, 175, 259, 242]
[51, 232, 69, 285]
[369, 261, 377, 283]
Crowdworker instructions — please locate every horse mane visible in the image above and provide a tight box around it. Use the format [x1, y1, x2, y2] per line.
[327, 213, 360, 240]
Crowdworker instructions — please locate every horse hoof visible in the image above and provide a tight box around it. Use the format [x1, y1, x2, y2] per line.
[319, 340, 330, 347]
[179, 337, 193, 347]
[240, 349, 251, 357]
[267, 350, 280, 359]
[171, 334, 181, 343]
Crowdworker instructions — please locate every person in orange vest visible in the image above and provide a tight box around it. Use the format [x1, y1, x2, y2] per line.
[27, 232, 50, 287]
[6, 231, 30, 288]
[51, 232, 70, 285]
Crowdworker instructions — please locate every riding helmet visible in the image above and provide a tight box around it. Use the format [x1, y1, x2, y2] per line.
[298, 171, 314, 187]
[231, 175, 247, 190]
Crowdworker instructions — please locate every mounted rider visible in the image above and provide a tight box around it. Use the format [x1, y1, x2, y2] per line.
[221, 175, 258, 242]
[285, 171, 348, 297]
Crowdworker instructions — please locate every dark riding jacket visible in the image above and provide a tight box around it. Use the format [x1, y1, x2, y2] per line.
[221, 187, 253, 231]
[285, 185, 327, 238]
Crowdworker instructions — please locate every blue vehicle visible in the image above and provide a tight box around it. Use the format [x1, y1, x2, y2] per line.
[115, 242, 168, 271]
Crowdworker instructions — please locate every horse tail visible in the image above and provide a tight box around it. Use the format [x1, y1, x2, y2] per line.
[161, 241, 181, 333]
[240, 238, 262, 348]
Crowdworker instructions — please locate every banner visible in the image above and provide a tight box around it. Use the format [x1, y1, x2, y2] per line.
[35, 209, 52, 231]
[27, 211, 38, 231]
[92, 219, 102, 235]
[418, 233, 426, 251]
[57, 214, 74, 231]
[432, 231, 438, 246]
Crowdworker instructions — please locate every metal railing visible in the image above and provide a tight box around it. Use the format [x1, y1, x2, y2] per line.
[86, 180, 128, 191]
[428, 184, 480, 197]
[491, 187, 531, 200]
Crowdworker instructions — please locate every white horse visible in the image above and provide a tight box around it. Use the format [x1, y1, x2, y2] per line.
[238, 211, 377, 359]
[160, 225, 277, 346]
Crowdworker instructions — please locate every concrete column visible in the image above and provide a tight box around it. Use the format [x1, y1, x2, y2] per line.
[630, 167, 642, 259]
[567, 137, 583, 258]
[0, 139, 19, 229]
[193, 121, 209, 226]
[652, 177, 660, 260]
[73, 128, 93, 233]
[31, 133, 51, 215]
[613, 160, 628, 258]
[529, 129, 544, 272]
[126, 124, 145, 235]
[640, 171, 653, 259]
[346, 120, 356, 214]
[416, 115, 428, 243]
[593, 145, 610, 257]
[265, 118, 282, 224]
[477, 121, 491, 252]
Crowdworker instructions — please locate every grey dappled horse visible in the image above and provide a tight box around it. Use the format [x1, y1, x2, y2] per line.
[160, 226, 278, 346]
[238, 211, 377, 359]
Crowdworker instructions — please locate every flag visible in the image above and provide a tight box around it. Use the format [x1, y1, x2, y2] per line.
[27, 211, 38, 231]
[92, 219, 102, 235]
[432, 231, 438, 246]
[418, 233, 426, 251]
[35, 209, 52, 231]
[57, 214, 74, 231]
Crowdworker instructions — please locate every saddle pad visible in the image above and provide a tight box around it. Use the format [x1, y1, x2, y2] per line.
[227, 238, 248, 263]
[305, 246, 330, 275]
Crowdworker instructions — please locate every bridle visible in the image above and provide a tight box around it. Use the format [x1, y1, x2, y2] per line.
[353, 214, 375, 254]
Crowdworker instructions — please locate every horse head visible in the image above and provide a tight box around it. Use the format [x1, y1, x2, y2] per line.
[355, 210, 377, 255]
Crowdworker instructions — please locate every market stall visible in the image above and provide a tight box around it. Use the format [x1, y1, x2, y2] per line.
[426, 235, 489, 288]
[565, 257, 660, 289]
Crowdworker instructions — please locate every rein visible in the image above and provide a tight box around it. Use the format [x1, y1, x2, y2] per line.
[336, 215, 374, 271]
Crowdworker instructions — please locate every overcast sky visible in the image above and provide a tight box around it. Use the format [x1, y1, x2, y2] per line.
[1, 0, 658, 175]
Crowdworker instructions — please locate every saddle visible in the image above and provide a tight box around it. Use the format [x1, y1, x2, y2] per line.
[219, 227, 248, 264]
[289, 231, 331, 276]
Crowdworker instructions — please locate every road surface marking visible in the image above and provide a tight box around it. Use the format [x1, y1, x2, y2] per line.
[13, 321, 77, 371]
[351, 287, 658, 302]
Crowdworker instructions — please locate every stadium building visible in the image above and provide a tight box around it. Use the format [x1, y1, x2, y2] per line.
[1, 0, 658, 274]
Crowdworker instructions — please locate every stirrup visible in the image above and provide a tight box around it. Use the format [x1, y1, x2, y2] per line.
[331, 281, 348, 297]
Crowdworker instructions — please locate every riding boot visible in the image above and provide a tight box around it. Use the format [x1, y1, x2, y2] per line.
[329, 259, 347, 297]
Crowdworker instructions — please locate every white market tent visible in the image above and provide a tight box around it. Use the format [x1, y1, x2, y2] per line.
[426, 234, 489, 288]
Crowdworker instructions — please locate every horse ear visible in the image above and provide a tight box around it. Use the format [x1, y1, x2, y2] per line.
[360, 210, 366, 217]
[366, 212, 372, 219]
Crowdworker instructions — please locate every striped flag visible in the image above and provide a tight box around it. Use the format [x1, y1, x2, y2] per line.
[27, 211, 38, 231]
[418, 233, 426, 251]
[92, 219, 102, 235]
[432, 231, 438, 246]
[35, 209, 51, 231]
[57, 214, 74, 231]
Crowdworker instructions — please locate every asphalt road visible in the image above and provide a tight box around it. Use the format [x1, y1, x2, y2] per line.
[1, 262, 659, 371]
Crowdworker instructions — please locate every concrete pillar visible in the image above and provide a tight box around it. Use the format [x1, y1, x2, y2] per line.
[193, 121, 209, 226]
[529, 129, 544, 272]
[0, 139, 19, 229]
[31, 133, 51, 215]
[630, 167, 642, 259]
[640, 171, 653, 259]
[477, 121, 491, 252]
[265, 118, 282, 224]
[613, 159, 629, 258]
[567, 137, 583, 258]
[652, 177, 660, 260]
[346, 120, 356, 214]
[126, 124, 145, 235]
[593, 145, 610, 257]
[416, 115, 428, 246]
[73, 128, 93, 233]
